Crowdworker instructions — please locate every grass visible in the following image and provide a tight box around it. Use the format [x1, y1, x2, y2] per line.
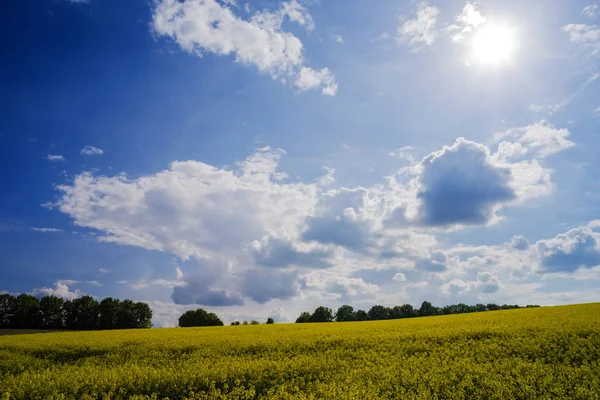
[1, 303, 599, 399]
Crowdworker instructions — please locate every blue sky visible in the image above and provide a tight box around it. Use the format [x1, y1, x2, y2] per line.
[1, 0, 600, 326]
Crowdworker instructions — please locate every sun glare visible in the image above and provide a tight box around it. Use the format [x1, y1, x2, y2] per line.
[470, 24, 516, 66]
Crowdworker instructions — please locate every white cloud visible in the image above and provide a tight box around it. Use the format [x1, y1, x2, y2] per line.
[393, 272, 407, 282]
[31, 227, 64, 233]
[334, 34, 343, 44]
[47, 154, 65, 162]
[388, 146, 414, 162]
[86, 280, 103, 287]
[295, 67, 338, 96]
[32, 281, 83, 300]
[440, 272, 501, 296]
[53, 122, 575, 307]
[562, 24, 600, 55]
[152, 0, 336, 95]
[448, 2, 487, 42]
[80, 145, 104, 156]
[397, 1, 439, 51]
[582, 4, 599, 18]
[494, 120, 574, 159]
[99, 268, 109, 274]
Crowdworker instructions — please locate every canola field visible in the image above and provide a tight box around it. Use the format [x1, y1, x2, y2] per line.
[1, 303, 599, 400]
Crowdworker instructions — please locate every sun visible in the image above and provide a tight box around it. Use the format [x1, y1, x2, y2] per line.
[470, 24, 516, 66]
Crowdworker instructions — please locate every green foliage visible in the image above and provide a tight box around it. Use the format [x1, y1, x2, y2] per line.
[266, 318, 275, 324]
[39, 296, 64, 329]
[0, 303, 599, 399]
[355, 309, 368, 321]
[335, 305, 356, 322]
[368, 304, 390, 320]
[310, 306, 333, 323]
[0, 294, 16, 328]
[295, 311, 312, 323]
[250, 320, 260, 325]
[178, 309, 224, 327]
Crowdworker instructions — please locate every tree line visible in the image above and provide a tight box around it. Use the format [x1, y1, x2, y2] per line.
[178, 308, 276, 327]
[296, 302, 541, 323]
[0, 293, 152, 330]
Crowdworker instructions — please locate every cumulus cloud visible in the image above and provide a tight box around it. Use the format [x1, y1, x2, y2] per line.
[47, 154, 65, 162]
[32, 281, 83, 300]
[440, 272, 501, 296]
[397, 1, 439, 51]
[562, 24, 600, 55]
[152, 0, 336, 95]
[172, 268, 244, 306]
[53, 122, 575, 307]
[507, 235, 530, 251]
[241, 268, 299, 303]
[536, 227, 600, 273]
[56, 147, 319, 261]
[250, 235, 333, 269]
[414, 139, 516, 226]
[495, 121, 574, 159]
[80, 145, 104, 156]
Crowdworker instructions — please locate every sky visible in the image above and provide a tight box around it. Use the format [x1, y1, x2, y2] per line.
[1, 0, 600, 327]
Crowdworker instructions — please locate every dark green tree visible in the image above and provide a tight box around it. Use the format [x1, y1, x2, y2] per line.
[486, 303, 501, 311]
[399, 304, 416, 318]
[355, 309, 368, 321]
[133, 302, 153, 328]
[295, 311, 312, 323]
[65, 296, 99, 330]
[335, 305, 356, 322]
[116, 299, 137, 329]
[99, 298, 121, 330]
[418, 301, 438, 317]
[266, 317, 275, 324]
[178, 308, 224, 327]
[475, 303, 487, 312]
[13, 294, 41, 329]
[310, 306, 334, 323]
[250, 320, 260, 325]
[230, 321, 240, 326]
[0, 293, 16, 328]
[368, 305, 390, 320]
[39, 295, 64, 329]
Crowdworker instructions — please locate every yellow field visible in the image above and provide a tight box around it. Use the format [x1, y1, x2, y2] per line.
[1, 303, 599, 399]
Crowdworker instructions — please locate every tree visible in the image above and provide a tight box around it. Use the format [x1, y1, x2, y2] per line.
[178, 309, 223, 327]
[99, 298, 121, 330]
[368, 305, 390, 320]
[295, 312, 312, 323]
[266, 317, 275, 324]
[231, 321, 240, 326]
[335, 305, 356, 322]
[250, 320, 260, 325]
[243, 320, 249, 325]
[39, 296, 64, 329]
[486, 303, 501, 311]
[418, 301, 438, 317]
[355, 309, 368, 321]
[65, 296, 99, 330]
[133, 302, 153, 328]
[475, 303, 487, 312]
[399, 304, 416, 318]
[0, 293, 16, 328]
[310, 306, 333, 323]
[12, 294, 41, 329]
[116, 299, 137, 329]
